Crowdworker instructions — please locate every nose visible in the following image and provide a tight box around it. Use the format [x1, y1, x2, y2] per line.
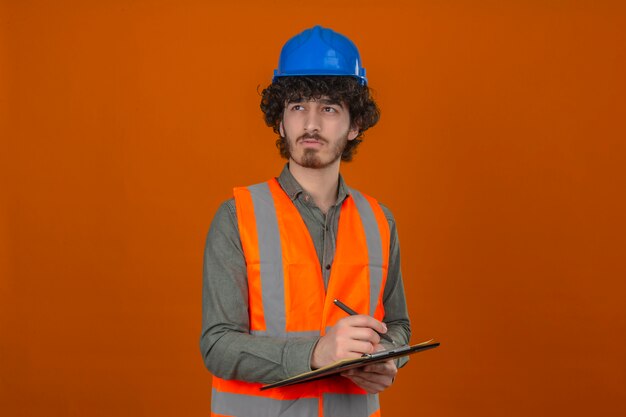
[304, 110, 321, 133]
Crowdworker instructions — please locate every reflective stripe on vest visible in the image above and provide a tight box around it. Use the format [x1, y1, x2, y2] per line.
[212, 178, 390, 417]
[212, 389, 380, 417]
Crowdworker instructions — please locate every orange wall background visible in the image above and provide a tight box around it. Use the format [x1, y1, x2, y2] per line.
[1, 1, 625, 416]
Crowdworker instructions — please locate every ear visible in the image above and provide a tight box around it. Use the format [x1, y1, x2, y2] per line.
[347, 125, 359, 141]
[279, 120, 285, 137]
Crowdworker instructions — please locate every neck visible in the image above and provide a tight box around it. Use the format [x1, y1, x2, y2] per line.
[288, 159, 341, 214]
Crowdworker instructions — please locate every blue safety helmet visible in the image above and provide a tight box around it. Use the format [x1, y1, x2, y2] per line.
[273, 25, 368, 86]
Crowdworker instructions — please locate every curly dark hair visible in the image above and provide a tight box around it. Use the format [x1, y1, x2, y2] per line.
[260, 76, 380, 162]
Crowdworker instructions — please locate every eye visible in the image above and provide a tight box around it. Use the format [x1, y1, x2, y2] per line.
[290, 104, 304, 111]
[322, 106, 338, 113]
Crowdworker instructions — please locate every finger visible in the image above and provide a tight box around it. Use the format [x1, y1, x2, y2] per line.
[341, 374, 382, 394]
[341, 315, 387, 334]
[343, 339, 377, 356]
[338, 327, 381, 345]
[363, 358, 396, 370]
[342, 373, 391, 394]
[373, 343, 386, 352]
[343, 366, 394, 378]
[348, 372, 392, 387]
[362, 361, 397, 376]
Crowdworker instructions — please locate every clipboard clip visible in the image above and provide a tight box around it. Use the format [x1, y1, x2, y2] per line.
[361, 344, 411, 359]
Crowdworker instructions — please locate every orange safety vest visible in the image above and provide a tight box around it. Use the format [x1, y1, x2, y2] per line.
[211, 178, 390, 417]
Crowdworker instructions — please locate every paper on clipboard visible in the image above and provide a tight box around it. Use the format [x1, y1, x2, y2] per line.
[260, 339, 440, 391]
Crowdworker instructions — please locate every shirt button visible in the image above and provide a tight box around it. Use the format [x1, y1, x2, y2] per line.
[325, 264, 331, 270]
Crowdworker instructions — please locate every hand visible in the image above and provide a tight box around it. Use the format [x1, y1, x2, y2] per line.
[311, 315, 387, 369]
[340, 346, 398, 394]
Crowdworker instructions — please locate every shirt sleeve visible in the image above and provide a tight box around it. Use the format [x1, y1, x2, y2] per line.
[378, 204, 412, 367]
[199, 199, 318, 384]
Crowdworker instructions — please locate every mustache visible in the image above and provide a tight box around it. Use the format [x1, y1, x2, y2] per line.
[297, 133, 328, 143]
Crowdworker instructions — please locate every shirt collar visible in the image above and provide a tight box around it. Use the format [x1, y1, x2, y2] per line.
[277, 163, 351, 206]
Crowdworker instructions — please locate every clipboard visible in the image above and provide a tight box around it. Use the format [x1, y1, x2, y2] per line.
[260, 339, 440, 391]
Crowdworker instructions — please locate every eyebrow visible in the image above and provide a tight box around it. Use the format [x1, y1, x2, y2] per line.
[287, 98, 344, 109]
[318, 98, 344, 108]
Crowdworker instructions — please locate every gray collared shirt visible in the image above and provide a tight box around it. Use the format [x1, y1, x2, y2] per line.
[200, 165, 411, 383]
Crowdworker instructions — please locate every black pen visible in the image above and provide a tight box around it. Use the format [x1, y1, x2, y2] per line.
[333, 299, 396, 345]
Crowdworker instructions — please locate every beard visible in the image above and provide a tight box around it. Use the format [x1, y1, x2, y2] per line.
[285, 132, 349, 169]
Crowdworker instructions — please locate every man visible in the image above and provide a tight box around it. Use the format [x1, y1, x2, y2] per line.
[200, 25, 411, 417]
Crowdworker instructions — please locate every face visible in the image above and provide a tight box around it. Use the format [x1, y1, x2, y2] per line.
[279, 96, 359, 169]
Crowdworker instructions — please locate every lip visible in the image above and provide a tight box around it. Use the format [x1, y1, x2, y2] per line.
[299, 138, 324, 146]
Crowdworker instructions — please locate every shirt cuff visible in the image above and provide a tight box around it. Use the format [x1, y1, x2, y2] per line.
[283, 337, 319, 377]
